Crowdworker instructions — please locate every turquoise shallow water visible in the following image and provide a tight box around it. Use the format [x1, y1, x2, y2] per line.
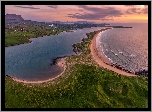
[5, 27, 104, 81]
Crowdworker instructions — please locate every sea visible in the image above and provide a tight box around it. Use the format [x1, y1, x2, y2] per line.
[96, 23, 148, 75]
[5, 23, 148, 81]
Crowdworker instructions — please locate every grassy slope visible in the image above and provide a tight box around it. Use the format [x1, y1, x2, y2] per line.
[5, 30, 148, 108]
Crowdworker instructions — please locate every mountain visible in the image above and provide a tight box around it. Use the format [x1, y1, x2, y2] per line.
[5, 14, 24, 22]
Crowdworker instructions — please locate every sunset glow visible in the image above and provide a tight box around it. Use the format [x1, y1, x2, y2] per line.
[5, 5, 148, 23]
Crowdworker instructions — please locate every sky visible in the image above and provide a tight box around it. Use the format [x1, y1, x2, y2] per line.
[5, 5, 148, 23]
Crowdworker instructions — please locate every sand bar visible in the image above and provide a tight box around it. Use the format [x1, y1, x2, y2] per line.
[90, 29, 137, 77]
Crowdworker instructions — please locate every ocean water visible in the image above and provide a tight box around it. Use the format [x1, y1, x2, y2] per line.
[5, 27, 104, 81]
[97, 23, 148, 75]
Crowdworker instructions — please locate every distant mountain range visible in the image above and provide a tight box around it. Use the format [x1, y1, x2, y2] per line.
[5, 14, 24, 22]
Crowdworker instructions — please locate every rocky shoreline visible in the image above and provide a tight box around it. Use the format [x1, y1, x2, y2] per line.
[110, 63, 148, 77]
[90, 28, 139, 77]
[72, 44, 82, 55]
[6, 28, 148, 84]
[91, 28, 148, 78]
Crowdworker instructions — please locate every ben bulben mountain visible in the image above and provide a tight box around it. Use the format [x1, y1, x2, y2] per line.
[5, 14, 24, 22]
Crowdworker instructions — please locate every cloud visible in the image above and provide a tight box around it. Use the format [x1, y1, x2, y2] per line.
[76, 5, 102, 12]
[124, 5, 137, 7]
[68, 5, 123, 20]
[126, 7, 148, 14]
[68, 13, 101, 20]
[144, 5, 148, 7]
[78, 9, 83, 12]
[126, 7, 141, 14]
[68, 13, 114, 21]
[14, 5, 40, 9]
[47, 5, 58, 9]
[141, 7, 148, 14]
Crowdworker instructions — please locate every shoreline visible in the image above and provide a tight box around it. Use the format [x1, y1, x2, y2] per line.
[6, 28, 140, 84]
[5, 36, 84, 84]
[90, 29, 137, 77]
[6, 57, 67, 84]
[5, 29, 70, 47]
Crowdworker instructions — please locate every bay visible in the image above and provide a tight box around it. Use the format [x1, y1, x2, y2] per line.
[5, 27, 104, 81]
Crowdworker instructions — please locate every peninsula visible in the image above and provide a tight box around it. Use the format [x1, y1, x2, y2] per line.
[5, 13, 148, 108]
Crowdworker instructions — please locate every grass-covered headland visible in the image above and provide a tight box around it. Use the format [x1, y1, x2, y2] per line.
[5, 25, 74, 47]
[5, 30, 148, 108]
[5, 23, 106, 47]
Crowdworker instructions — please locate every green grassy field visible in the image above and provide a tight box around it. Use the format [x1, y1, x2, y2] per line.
[5, 26, 66, 46]
[5, 30, 148, 108]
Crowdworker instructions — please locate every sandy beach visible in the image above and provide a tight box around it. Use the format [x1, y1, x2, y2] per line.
[8, 29, 138, 84]
[90, 29, 137, 77]
[10, 57, 67, 84]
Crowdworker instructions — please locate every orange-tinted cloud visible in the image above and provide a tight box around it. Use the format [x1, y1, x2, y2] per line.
[5, 5, 148, 23]
[68, 5, 123, 20]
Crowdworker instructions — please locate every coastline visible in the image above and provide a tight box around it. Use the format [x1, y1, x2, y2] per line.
[7, 57, 67, 84]
[90, 29, 137, 77]
[6, 28, 139, 84]
[5, 33, 85, 84]
[5, 30, 71, 47]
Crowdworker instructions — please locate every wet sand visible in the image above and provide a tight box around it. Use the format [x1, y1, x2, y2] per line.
[10, 57, 67, 84]
[90, 30, 137, 77]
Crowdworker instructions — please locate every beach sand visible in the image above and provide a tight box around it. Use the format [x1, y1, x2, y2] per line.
[90, 30, 137, 77]
[10, 57, 67, 84]
[8, 29, 137, 84]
